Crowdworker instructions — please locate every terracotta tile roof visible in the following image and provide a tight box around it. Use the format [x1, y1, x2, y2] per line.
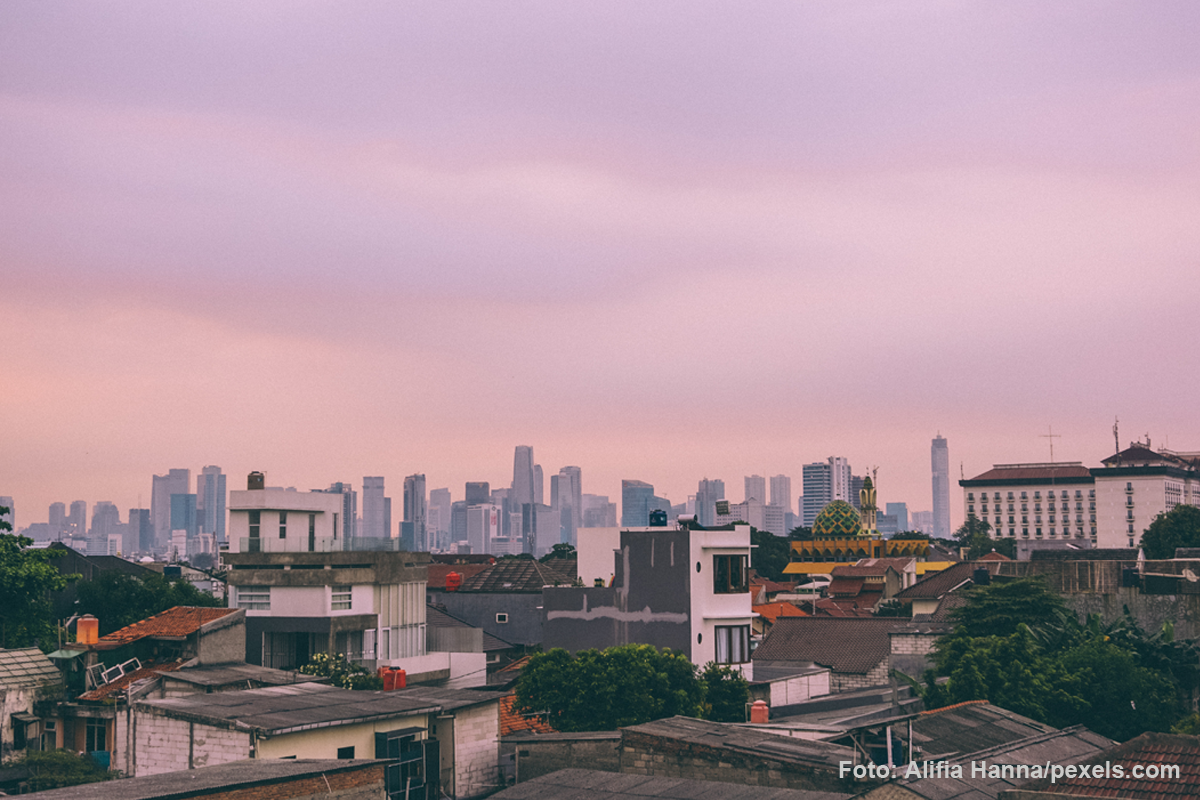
[963, 463, 1094, 483]
[1012, 731, 1198, 799]
[977, 551, 1012, 561]
[99, 606, 238, 646]
[752, 602, 808, 623]
[831, 565, 894, 578]
[828, 577, 866, 596]
[751, 617, 902, 673]
[499, 694, 555, 737]
[749, 575, 798, 594]
[78, 660, 185, 701]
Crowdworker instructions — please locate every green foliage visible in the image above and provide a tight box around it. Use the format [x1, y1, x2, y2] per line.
[539, 543, 576, 563]
[953, 513, 992, 542]
[514, 644, 705, 731]
[947, 577, 1067, 638]
[967, 535, 1016, 560]
[751, 528, 792, 582]
[1171, 713, 1200, 735]
[788, 527, 814, 540]
[701, 662, 750, 722]
[1140, 504, 1200, 559]
[0, 528, 72, 649]
[890, 531, 932, 540]
[75, 571, 223, 635]
[299, 652, 383, 690]
[2, 749, 117, 791]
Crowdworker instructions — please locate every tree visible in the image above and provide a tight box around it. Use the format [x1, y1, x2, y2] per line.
[0, 511, 72, 649]
[2, 749, 117, 791]
[514, 644, 704, 731]
[539, 543, 576, 563]
[701, 662, 750, 722]
[967, 535, 1016, 560]
[946, 577, 1067, 639]
[751, 528, 792, 582]
[954, 513, 991, 542]
[788, 526, 814, 541]
[75, 571, 223, 635]
[1140, 504, 1200, 559]
[299, 652, 383, 690]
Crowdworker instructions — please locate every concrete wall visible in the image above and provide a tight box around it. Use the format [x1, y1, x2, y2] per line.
[889, 631, 942, 681]
[437, 593, 545, 646]
[256, 714, 429, 761]
[450, 701, 501, 799]
[132, 709, 251, 776]
[513, 735, 621, 782]
[761, 670, 832, 707]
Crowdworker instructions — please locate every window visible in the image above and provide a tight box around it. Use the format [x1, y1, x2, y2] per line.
[496, 613, 509, 624]
[279, 511, 287, 539]
[337, 746, 355, 759]
[713, 555, 749, 594]
[332, 585, 352, 611]
[237, 587, 271, 610]
[308, 513, 317, 551]
[714, 625, 751, 664]
[85, 718, 107, 753]
[249, 510, 261, 538]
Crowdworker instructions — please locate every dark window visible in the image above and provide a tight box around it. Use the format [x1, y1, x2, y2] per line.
[86, 718, 107, 753]
[338, 746, 355, 759]
[713, 555, 748, 594]
[714, 625, 750, 663]
[279, 511, 288, 539]
[249, 510, 260, 538]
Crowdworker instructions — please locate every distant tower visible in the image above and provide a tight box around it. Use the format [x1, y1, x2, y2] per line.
[695, 478, 725, 527]
[151, 469, 190, 549]
[512, 446, 535, 508]
[403, 474, 427, 551]
[769, 475, 792, 511]
[362, 477, 386, 538]
[932, 435, 951, 539]
[49, 502, 66, 537]
[859, 470, 879, 537]
[801, 458, 850, 527]
[465, 482, 490, 505]
[533, 465, 544, 505]
[744, 475, 766, 504]
[197, 466, 227, 542]
[68, 500, 87, 536]
[621, 480, 655, 527]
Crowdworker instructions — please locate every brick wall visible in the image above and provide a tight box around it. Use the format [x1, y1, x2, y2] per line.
[188, 764, 386, 800]
[831, 660, 889, 692]
[514, 736, 621, 782]
[452, 701, 501, 798]
[133, 709, 251, 776]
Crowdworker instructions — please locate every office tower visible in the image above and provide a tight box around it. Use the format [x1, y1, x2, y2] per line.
[450, 501, 468, 546]
[429, 488, 451, 550]
[769, 475, 792, 512]
[887, 502, 909, 533]
[130, 508, 153, 552]
[170, 493, 198, 539]
[68, 500, 87, 537]
[152, 469, 190, 547]
[850, 475, 865, 511]
[362, 477, 386, 538]
[622, 480, 656, 527]
[745, 475, 766, 504]
[90, 501, 121, 538]
[0, 497, 12, 530]
[558, 466, 582, 535]
[48, 502, 66, 538]
[801, 457, 850, 527]
[465, 482, 490, 505]
[403, 474, 427, 551]
[695, 478, 725, 527]
[911, 510, 934, 534]
[533, 465, 544, 505]
[315, 482, 357, 539]
[512, 446, 535, 508]
[932, 435, 951, 539]
[467, 504, 500, 554]
[197, 466, 227, 541]
[582, 494, 616, 528]
[384, 497, 392, 539]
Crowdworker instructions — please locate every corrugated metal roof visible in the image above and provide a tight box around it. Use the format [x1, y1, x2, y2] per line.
[0, 647, 62, 688]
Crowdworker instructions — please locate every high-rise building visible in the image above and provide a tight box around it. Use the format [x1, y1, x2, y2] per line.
[152, 469, 190, 549]
[403, 474, 427, 551]
[362, 477, 386, 539]
[90, 501, 121, 538]
[695, 478, 725, 527]
[744, 475, 766, 504]
[559, 466, 582, 527]
[801, 457, 850, 527]
[932, 435, 951, 539]
[533, 465, 544, 505]
[850, 475, 865, 511]
[886, 502, 909, 533]
[129, 508, 153, 552]
[769, 475, 792, 512]
[170, 493, 198, 539]
[316, 482, 357, 540]
[450, 500, 468, 547]
[582, 494, 616, 528]
[621, 480, 656, 527]
[910, 510, 934, 534]
[49, 502, 66, 538]
[197, 465, 227, 542]
[429, 487, 451, 551]
[465, 482, 490, 505]
[512, 446, 535, 508]
[68, 500, 87, 537]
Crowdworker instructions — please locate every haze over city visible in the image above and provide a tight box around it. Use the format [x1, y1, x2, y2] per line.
[4, 3, 1199, 524]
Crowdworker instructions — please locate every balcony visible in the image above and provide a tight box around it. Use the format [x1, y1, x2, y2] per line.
[238, 536, 406, 554]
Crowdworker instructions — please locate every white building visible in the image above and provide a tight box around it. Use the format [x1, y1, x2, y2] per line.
[1092, 444, 1200, 549]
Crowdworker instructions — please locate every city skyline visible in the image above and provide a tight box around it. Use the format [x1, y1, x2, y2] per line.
[4, 5, 1198, 528]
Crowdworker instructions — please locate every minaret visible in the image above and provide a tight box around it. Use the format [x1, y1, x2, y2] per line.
[859, 468, 879, 538]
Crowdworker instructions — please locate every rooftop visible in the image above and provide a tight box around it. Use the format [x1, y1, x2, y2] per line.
[961, 464, 1094, 485]
[0, 648, 61, 689]
[500, 694, 555, 737]
[905, 701, 1059, 760]
[623, 716, 856, 770]
[459, 558, 578, 593]
[96, 606, 240, 647]
[894, 561, 983, 601]
[752, 617, 902, 674]
[1014, 731, 1200, 799]
[426, 604, 513, 650]
[753, 602, 808, 624]
[489, 768, 851, 800]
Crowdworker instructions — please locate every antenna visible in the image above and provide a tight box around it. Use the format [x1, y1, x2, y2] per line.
[1113, 417, 1120, 457]
[1039, 426, 1061, 464]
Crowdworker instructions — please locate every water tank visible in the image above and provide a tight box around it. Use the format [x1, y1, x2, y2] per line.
[378, 667, 407, 691]
[247, 471, 265, 490]
[649, 510, 668, 527]
[445, 571, 462, 592]
[77, 615, 99, 645]
[750, 700, 769, 724]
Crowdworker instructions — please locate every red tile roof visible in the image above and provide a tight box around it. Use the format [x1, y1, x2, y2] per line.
[99, 606, 238, 646]
[977, 551, 1012, 561]
[1019, 732, 1200, 799]
[964, 463, 1094, 482]
[752, 602, 808, 623]
[827, 577, 866, 596]
[78, 660, 185, 701]
[831, 565, 894, 578]
[500, 694, 555, 737]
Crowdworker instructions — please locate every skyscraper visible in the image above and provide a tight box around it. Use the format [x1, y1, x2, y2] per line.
[316, 482, 357, 539]
[197, 465, 227, 542]
[511, 446, 535, 507]
[403, 474, 427, 551]
[769, 475, 792, 512]
[622, 480, 656, 527]
[68, 500, 87, 537]
[49, 502, 66, 538]
[465, 482, 490, 505]
[362, 477, 386, 538]
[932, 435, 951, 539]
[152, 469, 190, 549]
[533, 465, 544, 505]
[886, 502, 909, 533]
[695, 478, 725, 527]
[429, 487, 451, 550]
[129, 507, 153, 552]
[801, 458, 850, 527]
[744, 475, 766, 504]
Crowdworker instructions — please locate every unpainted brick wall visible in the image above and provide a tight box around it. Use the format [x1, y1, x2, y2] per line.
[133, 710, 250, 776]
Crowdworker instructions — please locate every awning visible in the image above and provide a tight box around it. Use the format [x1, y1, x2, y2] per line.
[12, 713, 39, 724]
[46, 649, 86, 660]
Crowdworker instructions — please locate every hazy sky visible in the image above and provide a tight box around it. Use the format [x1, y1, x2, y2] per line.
[4, 3, 1199, 528]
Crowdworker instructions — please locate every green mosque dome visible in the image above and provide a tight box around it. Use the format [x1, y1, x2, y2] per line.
[813, 500, 862, 538]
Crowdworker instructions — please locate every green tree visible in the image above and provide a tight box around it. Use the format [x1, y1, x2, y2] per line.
[539, 543, 576, 563]
[2, 749, 117, 791]
[700, 662, 750, 722]
[967, 535, 1016, 560]
[954, 513, 991, 542]
[751, 528, 792, 582]
[788, 526, 814, 540]
[299, 652, 383, 690]
[947, 577, 1067, 638]
[1140, 504, 1200, 559]
[514, 644, 704, 731]
[0, 513, 72, 649]
[75, 571, 223, 635]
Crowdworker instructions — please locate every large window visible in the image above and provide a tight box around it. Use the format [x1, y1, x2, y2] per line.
[712, 555, 748, 594]
[714, 625, 750, 664]
[332, 585, 352, 611]
[237, 587, 271, 610]
[85, 719, 107, 753]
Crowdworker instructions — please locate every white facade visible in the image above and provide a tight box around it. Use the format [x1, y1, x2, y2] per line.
[1092, 448, 1200, 549]
[689, 525, 755, 680]
[227, 486, 344, 553]
[961, 463, 1097, 544]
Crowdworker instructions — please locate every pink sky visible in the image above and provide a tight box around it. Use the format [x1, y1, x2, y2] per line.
[3, 3, 1199, 528]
